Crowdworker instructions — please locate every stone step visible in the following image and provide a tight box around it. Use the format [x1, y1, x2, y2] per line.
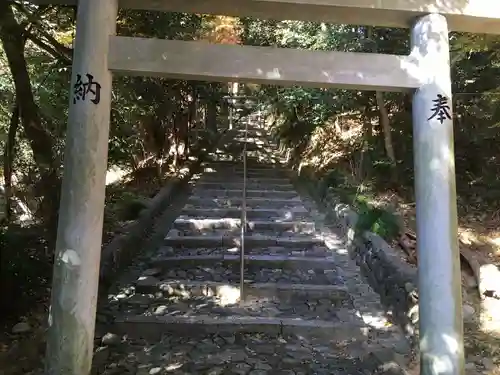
[115, 293, 355, 327]
[185, 197, 305, 210]
[232, 131, 272, 137]
[233, 130, 268, 137]
[213, 143, 275, 152]
[156, 244, 332, 259]
[225, 140, 270, 145]
[230, 144, 268, 153]
[201, 168, 290, 182]
[200, 169, 289, 178]
[130, 279, 350, 301]
[195, 189, 299, 199]
[234, 143, 277, 150]
[92, 332, 376, 374]
[114, 313, 367, 341]
[208, 154, 283, 163]
[197, 177, 291, 185]
[206, 162, 279, 170]
[192, 181, 295, 191]
[114, 282, 351, 315]
[149, 254, 338, 271]
[240, 141, 276, 147]
[243, 153, 280, 161]
[168, 224, 316, 238]
[232, 139, 275, 146]
[163, 233, 324, 249]
[187, 195, 300, 204]
[180, 207, 309, 220]
[144, 253, 343, 287]
[199, 176, 287, 183]
[173, 217, 316, 233]
[202, 171, 286, 178]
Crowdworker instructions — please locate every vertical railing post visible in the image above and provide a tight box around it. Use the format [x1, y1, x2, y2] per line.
[240, 100, 248, 303]
[411, 13, 464, 375]
[45, 1, 118, 374]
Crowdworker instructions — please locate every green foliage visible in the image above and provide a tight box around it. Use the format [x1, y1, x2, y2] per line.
[354, 197, 402, 241]
[242, 18, 500, 215]
[315, 167, 402, 241]
[318, 169, 346, 199]
[0, 4, 235, 324]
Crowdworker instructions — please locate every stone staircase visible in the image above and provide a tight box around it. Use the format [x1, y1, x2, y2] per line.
[98, 119, 410, 375]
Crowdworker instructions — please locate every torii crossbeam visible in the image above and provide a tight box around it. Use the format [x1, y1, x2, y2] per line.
[31, 0, 500, 34]
[31, 1, 500, 375]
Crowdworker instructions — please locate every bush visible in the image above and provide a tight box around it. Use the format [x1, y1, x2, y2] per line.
[354, 196, 402, 241]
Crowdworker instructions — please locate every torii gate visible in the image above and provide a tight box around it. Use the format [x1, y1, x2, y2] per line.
[31, 1, 500, 374]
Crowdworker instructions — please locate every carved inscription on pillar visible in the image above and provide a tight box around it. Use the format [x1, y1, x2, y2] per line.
[73, 73, 102, 104]
[427, 94, 451, 124]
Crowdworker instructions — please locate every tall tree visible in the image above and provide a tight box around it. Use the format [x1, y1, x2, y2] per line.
[0, 2, 61, 233]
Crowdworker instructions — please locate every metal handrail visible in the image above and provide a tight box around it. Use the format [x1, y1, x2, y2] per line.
[240, 112, 248, 303]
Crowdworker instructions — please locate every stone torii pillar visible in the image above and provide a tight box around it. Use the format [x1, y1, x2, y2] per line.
[44, 0, 118, 374]
[411, 13, 464, 375]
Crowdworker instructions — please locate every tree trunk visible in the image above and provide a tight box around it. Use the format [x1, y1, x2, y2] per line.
[365, 26, 397, 181]
[360, 99, 373, 179]
[0, 3, 61, 233]
[3, 104, 20, 223]
[172, 113, 181, 169]
[178, 111, 189, 163]
[375, 91, 397, 180]
[206, 99, 218, 133]
[187, 89, 197, 158]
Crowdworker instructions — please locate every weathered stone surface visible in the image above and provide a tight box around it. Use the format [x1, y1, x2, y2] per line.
[114, 314, 367, 340]
[150, 249, 339, 267]
[173, 217, 316, 234]
[180, 206, 309, 220]
[197, 188, 299, 199]
[193, 180, 295, 191]
[163, 233, 324, 249]
[97, 122, 412, 374]
[11, 322, 31, 334]
[132, 279, 350, 299]
[112, 291, 354, 321]
[99, 333, 380, 375]
[306, 187, 419, 350]
[101, 332, 121, 346]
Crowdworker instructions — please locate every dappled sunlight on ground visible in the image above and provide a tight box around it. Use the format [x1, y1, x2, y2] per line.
[296, 116, 364, 174]
[106, 166, 131, 185]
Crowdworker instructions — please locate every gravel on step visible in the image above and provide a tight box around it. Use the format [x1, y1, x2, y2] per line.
[192, 182, 295, 191]
[172, 218, 316, 234]
[185, 199, 305, 210]
[163, 233, 323, 248]
[96, 332, 377, 375]
[179, 208, 310, 220]
[109, 291, 354, 320]
[155, 245, 331, 258]
[140, 261, 344, 285]
[196, 189, 300, 199]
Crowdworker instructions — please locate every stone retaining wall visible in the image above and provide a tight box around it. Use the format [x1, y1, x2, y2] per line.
[98, 128, 232, 292]
[329, 198, 419, 341]
[294, 172, 420, 347]
[98, 162, 199, 292]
